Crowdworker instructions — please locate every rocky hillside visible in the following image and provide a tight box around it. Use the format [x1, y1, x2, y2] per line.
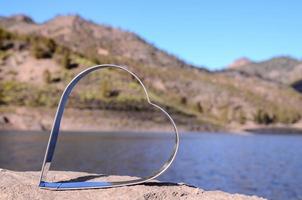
[1, 14, 302, 131]
[0, 14, 194, 70]
[225, 56, 302, 86]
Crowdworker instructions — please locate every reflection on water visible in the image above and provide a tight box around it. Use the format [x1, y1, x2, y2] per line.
[0, 131, 301, 200]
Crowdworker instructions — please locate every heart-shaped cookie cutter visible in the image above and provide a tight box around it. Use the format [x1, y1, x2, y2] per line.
[39, 64, 180, 190]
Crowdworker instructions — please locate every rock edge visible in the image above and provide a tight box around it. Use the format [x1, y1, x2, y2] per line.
[0, 169, 266, 200]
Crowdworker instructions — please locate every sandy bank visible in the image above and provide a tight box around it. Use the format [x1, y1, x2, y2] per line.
[0, 106, 218, 132]
[2, 106, 302, 134]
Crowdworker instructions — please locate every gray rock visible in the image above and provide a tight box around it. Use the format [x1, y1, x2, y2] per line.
[0, 169, 266, 200]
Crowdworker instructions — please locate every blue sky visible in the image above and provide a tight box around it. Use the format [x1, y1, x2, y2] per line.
[1, 0, 301, 70]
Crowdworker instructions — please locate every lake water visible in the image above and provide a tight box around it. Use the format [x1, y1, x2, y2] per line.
[0, 131, 301, 200]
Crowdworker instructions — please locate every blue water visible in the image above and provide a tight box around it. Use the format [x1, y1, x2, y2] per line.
[0, 131, 301, 200]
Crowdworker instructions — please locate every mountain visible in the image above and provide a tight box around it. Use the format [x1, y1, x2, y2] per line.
[228, 57, 253, 69]
[226, 56, 302, 85]
[1, 14, 302, 131]
[0, 14, 195, 70]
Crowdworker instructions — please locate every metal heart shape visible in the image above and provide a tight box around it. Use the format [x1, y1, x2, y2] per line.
[39, 64, 180, 190]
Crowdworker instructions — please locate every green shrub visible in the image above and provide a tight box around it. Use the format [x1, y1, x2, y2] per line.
[90, 56, 100, 65]
[0, 89, 4, 105]
[0, 28, 13, 40]
[61, 52, 71, 69]
[100, 79, 110, 98]
[43, 70, 62, 83]
[196, 101, 204, 113]
[254, 109, 275, 124]
[33, 90, 59, 107]
[180, 96, 187, 105]
[43, 70, 52, 83]
[0, 81, 27, 105]
[0, 28, 14, 50]
[0, 51, 10, 60]
[31, 44, 50, 58]
[56, 50, 78, 69]
[0, 81, 60, 107]
[31, 37, 56, 59]
[238, 110, 247, 124]
[275, 110, 301, 124]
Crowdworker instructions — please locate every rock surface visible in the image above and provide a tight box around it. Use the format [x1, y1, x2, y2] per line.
[0, 169, 266, 200]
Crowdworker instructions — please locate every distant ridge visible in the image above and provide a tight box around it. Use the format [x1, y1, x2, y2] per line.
[226, 56, 302, 85]
[228, 57, 253, 69]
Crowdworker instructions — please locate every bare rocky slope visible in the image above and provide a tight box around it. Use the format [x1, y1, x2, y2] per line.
[0, 169, 266, 200]
[225, 56, 302, 94]
[225, 56, 302, 86]
[1, 14, 302, 131]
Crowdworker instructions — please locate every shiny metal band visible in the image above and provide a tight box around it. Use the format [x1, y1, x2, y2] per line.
[39, 64, 180, 190]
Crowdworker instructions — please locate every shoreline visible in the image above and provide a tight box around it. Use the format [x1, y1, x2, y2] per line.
[1, 106, 302, 135]
[0, 106, 218, 133]
[2, 128, 302, 136]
